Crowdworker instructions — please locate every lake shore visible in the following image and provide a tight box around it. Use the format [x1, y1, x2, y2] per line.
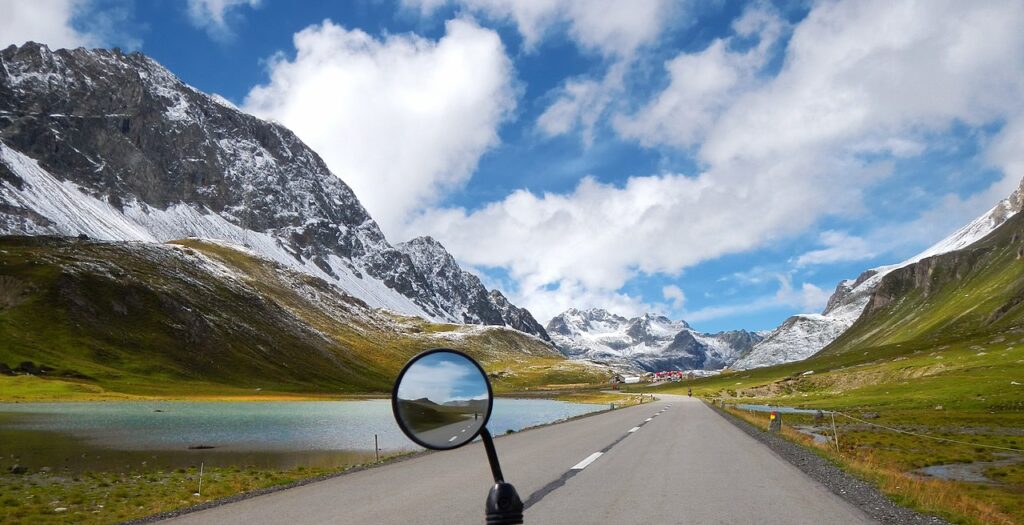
[0, 374, 631, 404]
[0, 395, 633, 525]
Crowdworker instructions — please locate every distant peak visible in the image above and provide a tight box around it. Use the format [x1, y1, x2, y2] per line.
[400, 235, 445, 250]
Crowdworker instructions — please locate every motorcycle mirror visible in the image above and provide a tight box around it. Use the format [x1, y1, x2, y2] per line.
[392, 349, 493, 450]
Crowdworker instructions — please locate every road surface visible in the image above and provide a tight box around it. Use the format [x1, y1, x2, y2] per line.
[415, 416, 481, 446]
[161, 395, 874, 524]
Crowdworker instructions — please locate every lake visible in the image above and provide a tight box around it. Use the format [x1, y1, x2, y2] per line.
[0, 399, 603, 473]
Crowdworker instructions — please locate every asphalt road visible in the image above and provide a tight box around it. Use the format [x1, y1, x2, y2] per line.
[414, 416, 482, 447]
[161, 395, 875, 525]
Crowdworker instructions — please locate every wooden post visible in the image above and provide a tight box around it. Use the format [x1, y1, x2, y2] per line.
[831, 412, 840, 452]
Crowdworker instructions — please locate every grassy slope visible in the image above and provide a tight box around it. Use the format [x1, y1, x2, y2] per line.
[0, 236, 608, 399]
[651, 212, 1024, 524]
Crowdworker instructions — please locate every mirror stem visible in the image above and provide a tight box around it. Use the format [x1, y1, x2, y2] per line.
[480, 428, 504, 483]
[480, 428, 524, 524]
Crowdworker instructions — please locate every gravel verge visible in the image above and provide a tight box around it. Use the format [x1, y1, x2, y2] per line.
[709, 403, 950, 525]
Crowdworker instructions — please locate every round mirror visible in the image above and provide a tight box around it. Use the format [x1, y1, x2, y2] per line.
[392, 349, 493, 450]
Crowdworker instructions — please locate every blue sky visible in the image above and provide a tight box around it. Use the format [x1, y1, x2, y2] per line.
[4, 0, 1023, 333]
[397, 352, 489, 403]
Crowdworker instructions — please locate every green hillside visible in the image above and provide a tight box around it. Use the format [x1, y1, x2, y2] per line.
[0, 236, 607, 399]
[653, 211, 1024, 524]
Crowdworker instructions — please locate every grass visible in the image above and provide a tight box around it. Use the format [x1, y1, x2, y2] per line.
[0, 236, 610, 402]
[644, 215, 1024, 524]
[550, 391, 652, 408]
[723, 407, 1020, 525]
[0, 375, 143, 402]
[0, 458, 410, 525]
[654, 337, 1024, 524]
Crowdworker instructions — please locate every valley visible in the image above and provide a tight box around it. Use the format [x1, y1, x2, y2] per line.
[651, 207, 1024, 524]
[1, 20, 1023, 525]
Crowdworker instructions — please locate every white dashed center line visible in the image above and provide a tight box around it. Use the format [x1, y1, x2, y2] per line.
[448, 436, 458, 442]
[570, 452, 603, 470]
[628, 426, 640, 433]
[645, 418, 652, 422]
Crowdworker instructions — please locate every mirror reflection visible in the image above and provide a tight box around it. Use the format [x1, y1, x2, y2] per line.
[395, 351, 491, 449]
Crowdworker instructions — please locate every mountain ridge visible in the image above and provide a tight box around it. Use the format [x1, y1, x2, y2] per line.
[0, 42, 546, 339]
[733, 175, 1024, 370]
[546, 307, 761, 372]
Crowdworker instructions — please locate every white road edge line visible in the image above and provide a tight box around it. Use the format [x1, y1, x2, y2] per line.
[570, 452, 603, 470]
[628, 427, 640, 433]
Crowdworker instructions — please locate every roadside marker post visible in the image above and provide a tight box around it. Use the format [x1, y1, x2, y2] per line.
[768, 411, 782, 433]
[830, 412, 840, 453]
[375, 434, 380, 463]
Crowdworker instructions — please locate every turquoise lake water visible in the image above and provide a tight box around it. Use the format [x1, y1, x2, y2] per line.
[0, 399, 603, 472]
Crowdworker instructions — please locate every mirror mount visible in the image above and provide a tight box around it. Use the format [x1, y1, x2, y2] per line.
[392, 349, 524, 524]
[481, 428, 523, 524]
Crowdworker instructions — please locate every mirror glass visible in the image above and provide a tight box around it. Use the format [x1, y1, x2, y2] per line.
[393, 350, 492, 450]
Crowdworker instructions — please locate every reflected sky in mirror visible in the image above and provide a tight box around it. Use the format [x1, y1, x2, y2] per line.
[397, 352, 488, 405]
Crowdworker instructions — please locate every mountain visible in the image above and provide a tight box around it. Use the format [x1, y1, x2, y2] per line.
[0, 42, 546, 339]
[822, 206, 1024, 356]
[0, 235, 603, 397]
[395, 236, 548, 339]
[546, 308, 762, 371]
[734, 175, 1024, 370]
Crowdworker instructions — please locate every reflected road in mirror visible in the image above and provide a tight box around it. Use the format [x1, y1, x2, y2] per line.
[395, 352, 490, 449]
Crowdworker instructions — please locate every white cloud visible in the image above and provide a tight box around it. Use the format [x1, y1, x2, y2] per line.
[397, 359, 481, 402]
[405, 0, 674, 58]
[699, 0, 1024, 168]
[0, 0, 97, 49]
[415, 0, 1024, 323]
[615, 3, 785, 148]
[186, 0, 261, 40]
[795, 230, 874, 266]
[406, 0, 676, 145]
[243, 18, 516, 236]
[662, 285, 685, 310]
[536, 61, 626, 145]
[410, 168, 836, 321]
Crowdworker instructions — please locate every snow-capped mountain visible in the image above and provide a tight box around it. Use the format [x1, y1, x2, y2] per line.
[734, 175, 1024, 370]
[395, 236, 548, 338]
[0, 42, 546, 339]
[546, 308, 762, 371]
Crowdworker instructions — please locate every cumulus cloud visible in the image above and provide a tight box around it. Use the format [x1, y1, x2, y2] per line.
[244, 18, 516, 236]
[186, 0, 261, 40]
[405, 0, 677, 144]
[615, 3, 785, 148]
[410, 167, 838, 321]
[413, 0, 1024, 322]
[405, 0, 673, 57]
[0, 0, 98, 49]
